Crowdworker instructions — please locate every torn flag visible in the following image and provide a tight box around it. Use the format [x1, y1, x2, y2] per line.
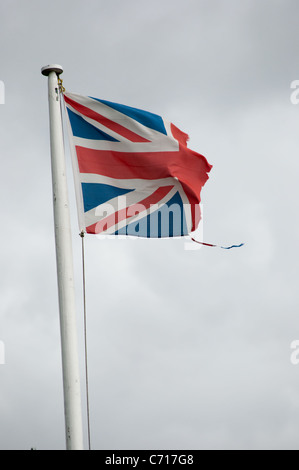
[63, 92, 212, 237]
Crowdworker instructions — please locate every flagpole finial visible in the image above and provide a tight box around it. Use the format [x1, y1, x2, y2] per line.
[41, 64, 63, 76]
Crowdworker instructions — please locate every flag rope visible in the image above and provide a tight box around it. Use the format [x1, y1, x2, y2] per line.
[58, 77, 65, 93]
[80, 230, 92, 450]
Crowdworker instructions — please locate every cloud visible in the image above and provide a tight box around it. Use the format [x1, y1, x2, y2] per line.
[1, 0, 299, 450]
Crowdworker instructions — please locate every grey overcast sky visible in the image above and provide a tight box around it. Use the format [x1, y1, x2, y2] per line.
[1, 0, 299, 450]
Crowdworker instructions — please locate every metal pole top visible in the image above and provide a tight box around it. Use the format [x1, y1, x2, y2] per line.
[41, 64, 64, 76]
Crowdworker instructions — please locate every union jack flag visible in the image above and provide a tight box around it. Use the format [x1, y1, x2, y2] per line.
[63, 91, 212, 237]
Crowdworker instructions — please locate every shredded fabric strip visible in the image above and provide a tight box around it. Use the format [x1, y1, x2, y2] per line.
[191, 238, 244, 249]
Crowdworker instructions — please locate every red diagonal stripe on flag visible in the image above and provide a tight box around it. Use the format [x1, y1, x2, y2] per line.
[86, 185, 174, 234]
[64, 95, 150, 143]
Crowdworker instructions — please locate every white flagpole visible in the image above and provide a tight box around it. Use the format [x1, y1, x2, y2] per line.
[41, 64, 84, 450]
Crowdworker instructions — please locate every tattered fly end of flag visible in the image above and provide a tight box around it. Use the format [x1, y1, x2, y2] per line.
[63, 91, 212, 239]
[191, 238, 245, 249]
